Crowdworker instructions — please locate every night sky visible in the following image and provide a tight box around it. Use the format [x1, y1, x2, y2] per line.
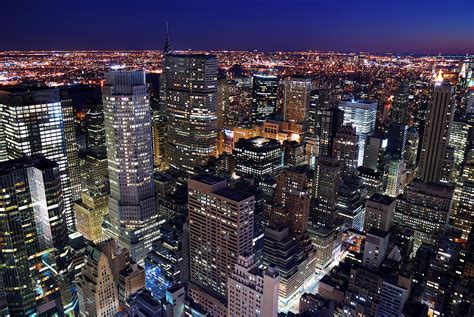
[1, 0, 473, 54]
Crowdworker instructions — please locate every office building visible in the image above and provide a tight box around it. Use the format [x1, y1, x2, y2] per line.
[0, 88, 77, 230]
[188, 175, 254, 302]
[282, 76, 311, 125]
[283, 140, 305, 167]
[227, 255, 279, 317]
[317, 108, 344, 156]
[332, 123, 358, 175]
[152, 113, 168, 171]
[385, 158, 406, 197]
[270, 167, 311, 235]
[0, 103, 6, 162]
[61, 93, 82, 202]
[145, 225, 184, 300]
[75, 146, 109, 243]
[164, 54, 218, 175]
[0, 156, 75, 315]
[451, 149, 474, 239]
[262, 226, 317, 302]
[363, 228, 389, 270]
[252, 74, 278, 122]
[363, 136, 387, 172]
[336, 178, 366, 231]
[86, 104, 106, 147]
[390, 83, 409, 125]
[394, 180, 453, 251]
[404, 127, 419, 170]
[118, 263, 146, 306]
[233, 137, 283, 178]
[78, 244, 120, 316]
[386, 123, 407, 158]
[357, 166, 384, 198]
[364, 193, 396, 232]
[314, 156, 342, 227]
[418, 77, 455, 184]
[102, 70, 159, 262]
[339, 100, 377, 166]
[308, 226, 340, 269]
[449, 120, 471, 182]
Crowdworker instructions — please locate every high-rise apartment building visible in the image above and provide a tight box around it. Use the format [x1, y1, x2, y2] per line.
[227, 255, 280, 317]
[282, 76, 311, 125]
[252, 74, 278, 122]
[0, 88, 78, 230]
[339, 100, 377, 166]
[0, 156, 75, 315]
[164, 54, 218, 175]
[188, 175, 254, 302]
[418, 78, 455, 184]
[102, 70, 159, 262]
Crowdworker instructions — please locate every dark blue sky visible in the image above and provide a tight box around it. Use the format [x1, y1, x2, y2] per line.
[1, 0, 473, 53]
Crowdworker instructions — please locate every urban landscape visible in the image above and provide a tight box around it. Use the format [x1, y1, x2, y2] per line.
[0, 1, 473, 316]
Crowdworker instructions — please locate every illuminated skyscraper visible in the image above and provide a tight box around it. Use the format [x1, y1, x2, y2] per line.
[339, 100, 377, 166]
[188, 175, 254, 312]
[252, 74, 278, 122]
[164, 54, 218, 175]
[418, 77, 455, 184]
[0, 88, 77, 230]
[283, 76, 311, 125]
[0, 156, 75, 315]
[102, 70, 159, 262]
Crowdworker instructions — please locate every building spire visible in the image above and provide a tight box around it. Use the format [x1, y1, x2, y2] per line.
[163, 22, 171, 56]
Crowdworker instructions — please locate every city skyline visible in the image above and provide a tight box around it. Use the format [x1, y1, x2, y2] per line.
[1, 0, 474, 54]
[0, 3, 473, 316]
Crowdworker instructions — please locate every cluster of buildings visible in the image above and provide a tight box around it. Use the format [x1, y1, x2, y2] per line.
[0, 37, 473, 317]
